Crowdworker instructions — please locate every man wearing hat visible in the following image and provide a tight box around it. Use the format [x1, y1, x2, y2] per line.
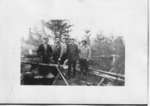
[79, 40, 91, 80]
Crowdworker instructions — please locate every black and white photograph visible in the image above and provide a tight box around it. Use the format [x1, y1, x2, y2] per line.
[0, 0, 148, 104]
[21, 19, 125, 86]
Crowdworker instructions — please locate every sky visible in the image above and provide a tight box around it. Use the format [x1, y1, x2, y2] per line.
[0, 0, 147, 41]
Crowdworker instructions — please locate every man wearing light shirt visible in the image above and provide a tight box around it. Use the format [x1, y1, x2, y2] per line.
[79, 40, 91, 80]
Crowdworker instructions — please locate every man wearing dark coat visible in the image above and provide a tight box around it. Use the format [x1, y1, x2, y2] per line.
[53, 37, 62, 64]
[65, 38, 79, 79]
[37, 37, 53, 76]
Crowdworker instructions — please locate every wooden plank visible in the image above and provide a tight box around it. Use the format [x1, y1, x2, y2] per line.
[89, 67, 124, 79]
[76, 69, 124, 82]
[89, 71, 124, 82]
[56, 66, 69, 85]
[52, 73, 60, 85]
[21, 61, 65, 68]
[97, 78, 105, 86]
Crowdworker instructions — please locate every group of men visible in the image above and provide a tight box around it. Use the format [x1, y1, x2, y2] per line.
[37, 36, 91, 80]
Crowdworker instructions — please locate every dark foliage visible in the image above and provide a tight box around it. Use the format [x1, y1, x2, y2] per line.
[45, 19, 72, 38]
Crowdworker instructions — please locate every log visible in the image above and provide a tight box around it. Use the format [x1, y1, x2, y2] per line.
[21, 61, 69, 85]
[89, 67, 124, 79]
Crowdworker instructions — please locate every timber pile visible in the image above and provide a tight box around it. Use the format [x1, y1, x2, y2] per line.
[21, 60, 124, 85]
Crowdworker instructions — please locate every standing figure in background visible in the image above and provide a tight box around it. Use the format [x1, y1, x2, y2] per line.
[79, 40, 91, 80]
[37, 37, 53, 76]
[65, 38, 79, 79]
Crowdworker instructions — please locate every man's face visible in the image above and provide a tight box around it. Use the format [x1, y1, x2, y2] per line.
[62, 37, 66, 43]
[55, 38, 60, 44]
[63, 38, 68, 44]
[82, 41, 86, 45]
[43, 39, 48, 44]
[71, 39, 74, 44]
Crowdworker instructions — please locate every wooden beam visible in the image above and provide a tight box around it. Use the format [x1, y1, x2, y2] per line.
[97, 78, 105, 86]
[89, 67, 124, 79]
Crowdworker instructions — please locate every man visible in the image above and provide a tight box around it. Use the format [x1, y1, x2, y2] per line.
[60, 36, 68, 64]
[37, 37, 53, 77]
[53, 36, 68, 64]
[37, 37, 53, 63]
[53, 37, 62, 64]
[65, 38, 79, 79]
[79, 40, 91, 80]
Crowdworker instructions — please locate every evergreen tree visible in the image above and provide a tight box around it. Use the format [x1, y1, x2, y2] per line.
[44, 19, 72, 39]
